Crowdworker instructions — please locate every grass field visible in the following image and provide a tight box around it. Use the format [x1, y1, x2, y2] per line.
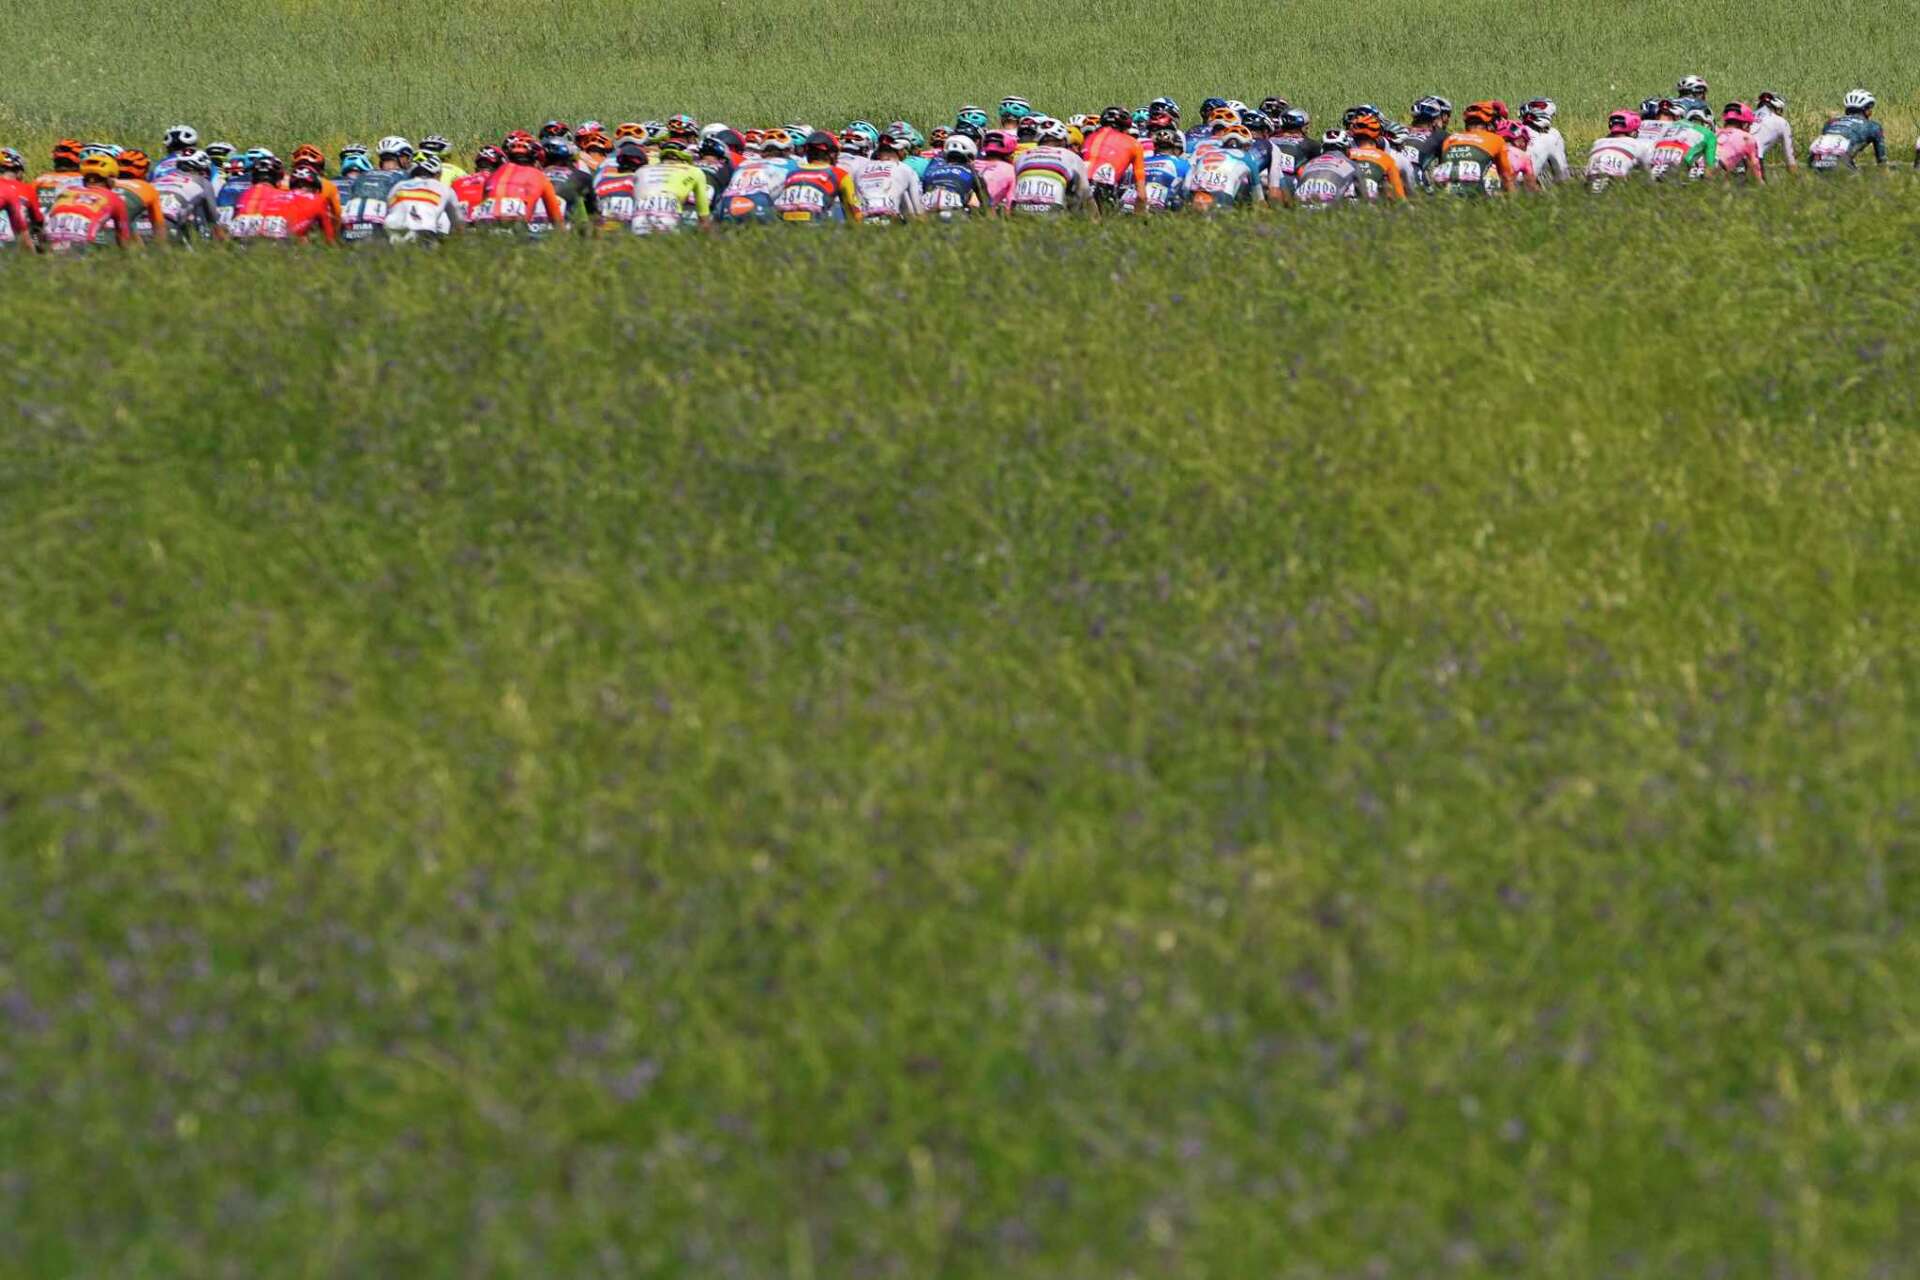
[6, 3, 1920, 1276]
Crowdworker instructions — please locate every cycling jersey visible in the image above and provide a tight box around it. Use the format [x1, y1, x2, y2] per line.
[1082, 126, 1148, 202]
[114, 179, 166, 243]
[1716, 127, 1765, 180]
[530, 164, 596, 235]
[1348, 143, 1409, 200]
[231, 184, 336, 243]
[1506, 147, 1537, 187]
[214, 177, 252, 232]
[1293, 152, 1359, 207]
[437, 159, 469, 183]
[973, 158, 1015, 208]
[1120, 153, 1189, 213]
[1808, 114, 1885, 170]
[628, 161, 711, 233]
[1405, 124, 1448, 171]
[1524, 123, 1571, 181]
[1674, 96, 1711, 120]
[774, 162, 859, 223]
[150, 152, 192, 182]
[384, 177, 465, 237]
[852, 159, 925, 222]
[694, 153, 735, 200]
[475, 163, 566, 228]
[1677, 121, 1718, 177]
[1751, 108, 1796, 169]
[1265, 135, 1321, 198]
[0, 177, 45, 249]
[33, 171, 83, 214]
[1183, 145, 1258, 210]
[902, 153, 931, 180]
[339, 169, 408, 242]
[1584, 135, 1655, 190]
[919, 157, 986, 219]
[1009, 145, 1089, 214]
[715, 157, 791, 223]
[45, 185, 132, 250]
[1428, 127, 1516, 195]
[451, 171, 489, 220]
[152, 171, 220, 240]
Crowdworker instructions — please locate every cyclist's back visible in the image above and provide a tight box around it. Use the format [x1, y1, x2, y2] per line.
[1809, 96, 1885, 171]
[629, 159, 711, 233]
[339, 168, 407, 242]
[1010, 140, 1088, 215]
[1428, 110, 1515, 196]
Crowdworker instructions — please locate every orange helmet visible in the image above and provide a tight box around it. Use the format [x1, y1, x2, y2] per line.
[1347, 109, 1383, 141]
[52, 138, 83, 166]
[576, 127, 610, 152]
[117, 148, 150, 178]
[291, 144, 325, 168]
[1463, 101, 1498, 128]
[614, 121, 647, 141]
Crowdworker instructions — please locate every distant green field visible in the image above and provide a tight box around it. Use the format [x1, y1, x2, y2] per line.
[5, 177, 1920, 1275]
[2, 0, 1915, 152]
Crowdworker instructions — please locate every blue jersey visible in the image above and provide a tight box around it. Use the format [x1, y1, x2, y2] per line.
[1130, 152, 1191, 212]
[214, 178, 251, 231]
[919, 157, 979, 218]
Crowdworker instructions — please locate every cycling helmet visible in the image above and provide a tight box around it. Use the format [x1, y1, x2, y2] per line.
[1319, 128, 1352, 152]
[847, 120, 880, 144]
[614, 139, 649, 169]
[1200, 96, 1229, 116]
[1607, 110, 1642, 135]
[242, 146, 275, 165]
[250, 154, 284, 183]
[1489, 100, 1511, 121]
[875, 129, 909, 155]
[1065, 125, 1085, 149]
[421, 134, 451, 154]
[80, 144, 121, 160]
[1146, 107, 1176, 130]
[1150, 96, 1180, 119]
[224, 156, 249, 179]
[474, 144, 506, 171]
[1639, 98, 1662, 117]
[539, 119, 572, 139]
[1347, 108, 1383, 139]
[1654, 98, 1678, 119]
[838, 128, 872, 156]
[117, 148, 150, 179]
[657, 138, 695, 163]
[1756, 91, 1787, 111]
[541, 136, 575, 164]
[952, 122, 982, 145]
[1243, 110, 1271, 133]
[760, 129, 793, 155]
[578, 119, 605, 135]
[643, 120, 669, 142]
[205, 141, 235, 162]
[291, 144, 325, 169]
[1495, 120, 1527, 144]
[1218, 126, 1252, 149]
[577, 127, 611, 153]
[956, 106, 989, 131]
[942, 133, 978, 161]
[614, 121, 647, 141]
[79, 154, 119, 180]
[339, 142, 367, 159]
[0, 147, 22, 173]
[1279, 107, 1310, 130]
[407, 152, 441, 177]
[376, 135, 413, 158]
[999, 95, 1032, 119]
[1523, 98, 1557, 122]
[1099, 105, 1130, 130]
[893, 122, 925, 150]
[1069, 112, 1096, 132]
[1677, 75, 1708, 98]
[804, 130, 840, 155]
[1383, 122, 1410, 147]
[1683, 107, 1711, 124]
[1844, 88, 1875, 112]
[1260, 96, 1289, 118]
[699, 122, 730, 140]
[1462, 101, 1496, 128]
[163, 124, 199, 151]
[339, 154, 374, 174]
[1206, 103, 1239, 124]
[926, 125, 950, 148]
[178, 149, 211, 175]
[1722, 101, 1755, 125]
[502, 134, 538, 164]
[1150, 127, 1183, 152]
[1038, 117, 1070, 144]
[981, 129, 1016, 157]
[289, 162, 323, 190]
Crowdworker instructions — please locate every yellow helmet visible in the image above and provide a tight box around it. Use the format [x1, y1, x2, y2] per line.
[80, 153, 119, 180]
[1065, 124, 1085, 149]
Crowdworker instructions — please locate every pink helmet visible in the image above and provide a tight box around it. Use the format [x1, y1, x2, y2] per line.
[981, 129, 1017, 158]
[1722, 101, 1755, 126]
[1495, 120, 1527, 144]
[1607, 109, 1643, 135]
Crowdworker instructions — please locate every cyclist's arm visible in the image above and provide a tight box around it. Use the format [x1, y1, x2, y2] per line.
[1783, 122, 1797, 168]
[444, 188, 465, 230]
[1871, 123, 1886, 164]
[109, 194, 132, 246]
[1493, 142, 1518, 192]
[836, 171, 861, 222]
[537, 174, 565, 224]
[315, 204, 339, 245]
[1129, 143, 1148, 202]
[691, 173, 712, 221]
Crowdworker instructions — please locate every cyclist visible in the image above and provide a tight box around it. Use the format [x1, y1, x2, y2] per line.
[337, 138, 410, 243]
[1265, 107, 1320, 204]
[152, 149, 222, 241]
[919, 132, 993, 220]
[956, 106, 991, 135]
[1009, 117, 1091, 215]
[45, 153, 133, 251]
[1406, 97, 1453, 176]
[1808, 90, 1885, 171]
[112, 149, 168, 245]
[774, 131, 861, 224]
[975, 130, 1019, 209]
[575, 125, 612, 177]
[419, 135, 466, 182]
[998, 97, 1033, 129]
[1293, 130, 1361, 208]
[452, 145, 501, 220]
[1679, 108, 1720, 178]
[1751, 93, 1796, 172]
[152, 124, 199, 180]
[383, 151, 464, 241]
[35, 139, 86, 213]
[0, 148, 46, 251]
[1584, 110, 1654, 191]
[1519, 99, 1571, 182]
[232, 155, 333, 243]
[628, 136, 711, 233]
[1707, 102, 1764, 182]
[1082, 105, 1148, 210]
[474, 132, 566, 230]
[1184, 124, 1263, 210]
[530, 135, 595, 236]
[1494, 122, 1536, 189]
[214, 153, 253, 231]
[1187, 98, 1229, 152]
[289, 145, 345, 230]
[1639, 100, 1690, 179]
[1428, 101, 1519, 195]
[695, 133, 738, 199]
[1347, 111, 1408, 201]
[716, 130, 794, 224]
[591, 139, 648, 229]
[1122, 127, 1189, 213]
[1674, 75, 1711, 118]
[851, 130, 925, 223]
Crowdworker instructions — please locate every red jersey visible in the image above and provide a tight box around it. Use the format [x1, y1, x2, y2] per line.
[45, 185, 131, 250]
[233, 185, 336, 243]
[33, 171, 84, 214]
[0, 176, 45, 248]
[475, 164, 564, 225]
[451, 171, 488, 220]
[1081, 127, 1148, 192]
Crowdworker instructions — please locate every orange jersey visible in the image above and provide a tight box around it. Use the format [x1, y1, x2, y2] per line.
[46, 185, 131, 249]
[319, 177, 344, 230]
[477, 164, 564, 225]
[1346, 144, 1408, 199]
[114, 179, 166, 242]
[34, 170, 84, 214]
[1439, 127, 1517, 191]
[1081, 127, 1147, 191]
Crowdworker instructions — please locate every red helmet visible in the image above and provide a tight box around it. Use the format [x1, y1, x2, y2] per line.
[475, 145, 507, 170]
[502, 131, 538, 162]
[539, 119, 571, 139]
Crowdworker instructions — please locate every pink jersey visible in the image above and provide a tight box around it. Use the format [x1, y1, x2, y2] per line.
[1508, 149, 1536, 184]
[974, 158, 1014, 208]
[1716, 128, 1764, 179]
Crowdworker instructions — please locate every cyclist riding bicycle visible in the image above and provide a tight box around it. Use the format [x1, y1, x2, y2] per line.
[1082, 105, 1148, 210]
[1808, 90, 1885, 171]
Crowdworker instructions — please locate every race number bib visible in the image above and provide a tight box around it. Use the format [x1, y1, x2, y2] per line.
[47, 211, 93, 242]
[1090, 162, 1116, 185]
[1809, 133, 1850, 169]
[1012, 175, 1063, 207]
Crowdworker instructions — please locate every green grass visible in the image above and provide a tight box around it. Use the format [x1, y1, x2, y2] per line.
[1, 0, 1916, 153]
[3, 177, 1919, 1275]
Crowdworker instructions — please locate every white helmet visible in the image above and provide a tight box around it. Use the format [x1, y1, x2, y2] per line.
[411, 152, 442, 176]
[1844, 88, 1875, 111]
[1522, 97, 1557, 122]
[1225, 99, 1248, 113]
[1677, 74, 1708, 97]
[376, 134, 413, 157]
[1037, 117, 1069, 144]
[700, 122, 731, 138]
[942, 134, 978, 160]
[163, 124, 199, 150]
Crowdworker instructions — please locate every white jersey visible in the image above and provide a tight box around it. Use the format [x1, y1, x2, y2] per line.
[1751, 108, 1796, 168]
[1585, 135, 1655, 187]
[837, 154, 873, 184]
[1525, 124, 1571, 181]
[851, 158, 924, 220]
[383, 177, 463, 236]
[1183, 145, 1256, 206]
[1009, 145, 1089, 212]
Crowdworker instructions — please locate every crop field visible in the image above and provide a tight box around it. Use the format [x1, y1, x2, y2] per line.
[5, 1, 1920, 1277]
